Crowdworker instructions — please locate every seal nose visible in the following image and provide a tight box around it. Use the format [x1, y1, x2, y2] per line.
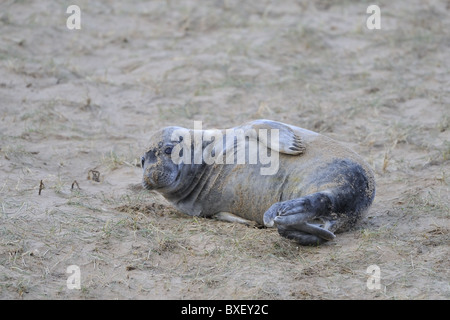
[141, 156, 145, 168]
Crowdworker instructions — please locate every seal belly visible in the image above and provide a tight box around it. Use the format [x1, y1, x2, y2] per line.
[227, 167, 288, 224]
[206, 161, 312, 225]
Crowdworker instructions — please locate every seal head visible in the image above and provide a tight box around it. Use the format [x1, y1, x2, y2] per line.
[141, 127, 185, 192]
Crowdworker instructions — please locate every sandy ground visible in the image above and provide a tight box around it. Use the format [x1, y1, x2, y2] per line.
[0, 0, 448, 300]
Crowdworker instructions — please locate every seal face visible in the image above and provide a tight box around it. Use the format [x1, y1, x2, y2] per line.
[141, 119, 375, 246]
[142, 136, 180, 191]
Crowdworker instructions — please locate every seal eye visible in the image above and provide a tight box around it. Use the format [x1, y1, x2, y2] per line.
[164, 146, 173, 155]
[141, 156, 145, 168]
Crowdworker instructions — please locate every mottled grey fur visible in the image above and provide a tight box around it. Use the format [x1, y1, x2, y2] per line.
[141, 120, 375, 246]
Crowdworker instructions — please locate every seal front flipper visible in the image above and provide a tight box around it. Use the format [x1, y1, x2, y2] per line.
[213, 212, 258, 227]
[239, 119, 306, 155]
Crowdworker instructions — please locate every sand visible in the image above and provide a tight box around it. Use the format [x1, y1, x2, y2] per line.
[0, 0, 448, 299]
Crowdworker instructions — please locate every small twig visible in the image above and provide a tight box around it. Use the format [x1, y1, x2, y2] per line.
[38, 180, 44, 195]
[88, 170, 100, 182]
[71, 180, 80, 190]
[382, 151, 389, 173]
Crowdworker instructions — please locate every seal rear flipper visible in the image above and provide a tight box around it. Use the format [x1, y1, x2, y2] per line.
[263, 191, 338, 244]
[239, 119, 306, 155]
[277, 226, 328, 246]
[274, 216, 336, 241]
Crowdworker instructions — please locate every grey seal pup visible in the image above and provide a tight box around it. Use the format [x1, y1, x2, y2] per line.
[141, 119, 375, 246]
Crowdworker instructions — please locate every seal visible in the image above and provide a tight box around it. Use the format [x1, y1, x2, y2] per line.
[141, 119, 375, 245]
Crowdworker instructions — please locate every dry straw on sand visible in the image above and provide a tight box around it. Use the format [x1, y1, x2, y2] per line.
[0, 0, 448, 299]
